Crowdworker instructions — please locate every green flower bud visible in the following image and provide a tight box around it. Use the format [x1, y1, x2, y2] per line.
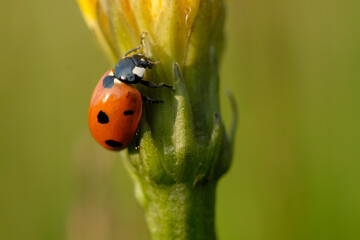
[78, 0, 237, 239]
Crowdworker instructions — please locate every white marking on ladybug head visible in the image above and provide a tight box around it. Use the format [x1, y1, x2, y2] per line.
[133, 66, 145, 78]
[109, 70, 115, 76]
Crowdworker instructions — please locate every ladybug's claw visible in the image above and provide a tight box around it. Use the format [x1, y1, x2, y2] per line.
[150, 60, 160, 65]
[140, 31, 150, 42]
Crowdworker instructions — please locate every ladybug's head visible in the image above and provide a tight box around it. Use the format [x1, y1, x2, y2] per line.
[131, 54, 156, 69]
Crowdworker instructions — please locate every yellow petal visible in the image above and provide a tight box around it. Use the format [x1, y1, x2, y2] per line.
[77, 0, 98, 24]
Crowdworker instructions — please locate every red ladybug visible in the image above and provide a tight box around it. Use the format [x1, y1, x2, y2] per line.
[88, 50, 174, 151]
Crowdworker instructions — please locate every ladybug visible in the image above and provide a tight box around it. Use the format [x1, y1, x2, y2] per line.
[88, 48, 174, 151]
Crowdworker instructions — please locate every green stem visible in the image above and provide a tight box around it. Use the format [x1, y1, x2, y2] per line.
[137, 180, 217, 240]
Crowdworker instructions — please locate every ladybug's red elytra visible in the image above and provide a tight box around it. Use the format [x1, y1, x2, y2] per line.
[88, 47, 174, 151]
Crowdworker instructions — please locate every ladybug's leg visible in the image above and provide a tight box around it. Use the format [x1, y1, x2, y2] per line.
[135, 128, 140, 150]
[123, 32, 150, 57]
[124, 46, 142, 57]
[141, 95, 164, 104]
[140, 80, 175, 91]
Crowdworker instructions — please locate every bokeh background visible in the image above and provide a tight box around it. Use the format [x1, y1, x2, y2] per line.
[1, 0, 360, 239]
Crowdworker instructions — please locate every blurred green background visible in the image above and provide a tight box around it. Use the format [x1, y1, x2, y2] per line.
[1, 0, 360, 239]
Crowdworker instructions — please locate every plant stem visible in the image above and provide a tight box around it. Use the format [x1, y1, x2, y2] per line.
[136, 180, 217, 240]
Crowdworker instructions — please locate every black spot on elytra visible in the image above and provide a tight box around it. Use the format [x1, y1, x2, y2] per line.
[97, 111, 109, 124]
[103, 76, 115, 88]
[105, 140, 123, 148]
[123, 110, 134, 115]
